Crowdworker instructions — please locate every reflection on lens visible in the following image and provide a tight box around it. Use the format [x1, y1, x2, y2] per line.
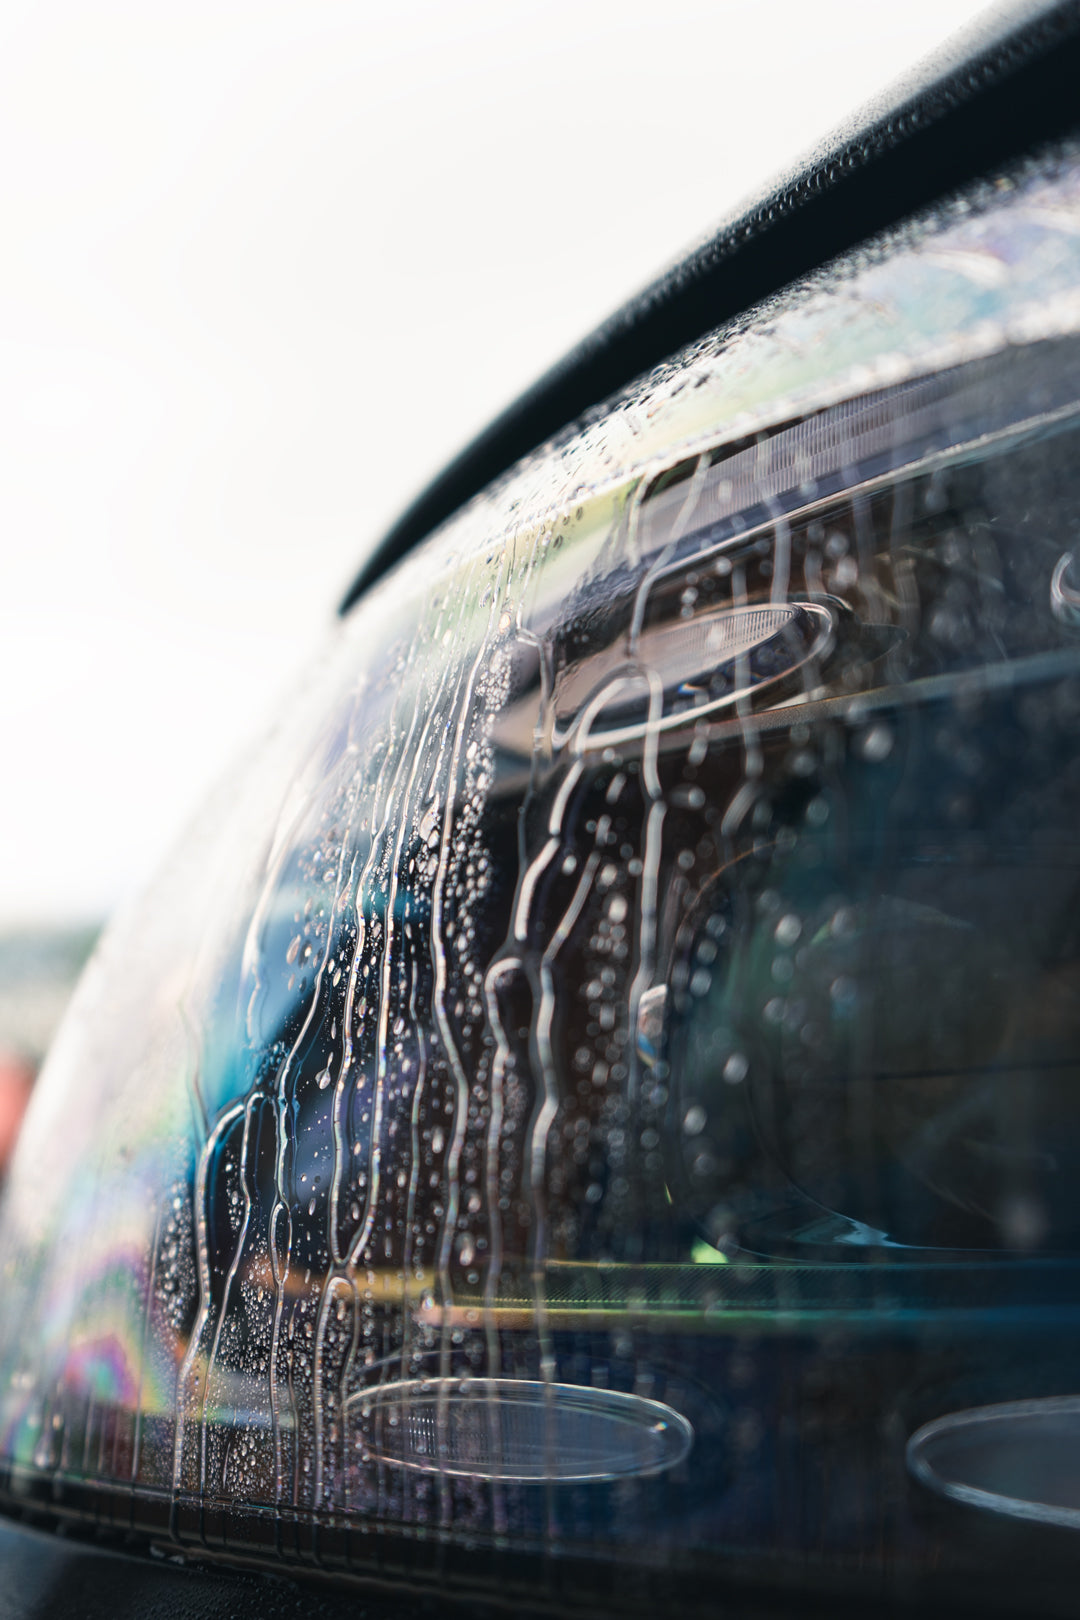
[2, 142, 1080, 1615]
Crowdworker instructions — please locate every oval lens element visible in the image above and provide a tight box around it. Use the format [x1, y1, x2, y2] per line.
[3, 145, 1080, 1616]
[353, 1378, 692, 1482]
[909, 1398, 1080, 1529]
[549, 601, 835, 750]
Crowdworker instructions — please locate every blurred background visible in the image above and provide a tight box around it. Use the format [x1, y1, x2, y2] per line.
[0, 0, 992, 1144]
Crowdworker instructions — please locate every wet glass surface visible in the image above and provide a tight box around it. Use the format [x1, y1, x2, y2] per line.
[3, 143, 1080, 1613]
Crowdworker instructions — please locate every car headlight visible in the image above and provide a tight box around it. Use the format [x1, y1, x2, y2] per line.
[3, 138, 1080, 1610]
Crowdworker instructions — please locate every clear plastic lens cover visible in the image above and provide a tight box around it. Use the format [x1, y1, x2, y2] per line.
[4, 145, 1080, 1610]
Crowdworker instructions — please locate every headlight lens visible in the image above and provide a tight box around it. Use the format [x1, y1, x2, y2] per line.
[4, 144, 1080, 1609]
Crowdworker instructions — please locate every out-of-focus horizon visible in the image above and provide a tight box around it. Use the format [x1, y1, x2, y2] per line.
[0, 0, 989, 951]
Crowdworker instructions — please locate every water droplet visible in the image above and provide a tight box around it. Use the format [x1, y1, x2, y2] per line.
[683, 1105, 707, 1136]
[859, 723, 894, 763]
[723, 1052, 748, 1085]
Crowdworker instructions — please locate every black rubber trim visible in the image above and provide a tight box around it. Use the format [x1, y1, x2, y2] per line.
[2, 1508, 1075, 1620]
[341, 0, 1080, 613]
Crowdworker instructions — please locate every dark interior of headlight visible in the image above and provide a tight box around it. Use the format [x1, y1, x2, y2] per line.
[649, 419, 1080, 1259]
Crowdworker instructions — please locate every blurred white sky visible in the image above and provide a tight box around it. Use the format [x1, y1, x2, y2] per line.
[0, 0, 993, 927]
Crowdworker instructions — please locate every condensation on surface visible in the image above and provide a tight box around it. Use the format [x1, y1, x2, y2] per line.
[2, 143, 1080, 1588]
